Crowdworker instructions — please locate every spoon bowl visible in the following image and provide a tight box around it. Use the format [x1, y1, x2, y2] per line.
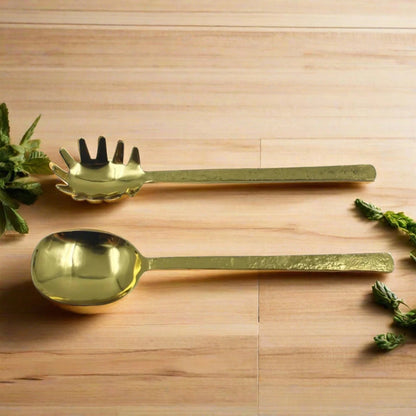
[31, 230, 394, 314]
[31, 230, 146, 313]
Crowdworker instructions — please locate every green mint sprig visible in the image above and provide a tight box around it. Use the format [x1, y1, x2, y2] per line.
[355, 200, 416, 350]
[370, 281, 416, 351]
[355, 199, 416, 261]
[0, 103, 52, 236]
[355, 199, 384, 221]
[373, 333, 405, 351]
[394, 310, 416, 328]
[372, 280, 407, 311]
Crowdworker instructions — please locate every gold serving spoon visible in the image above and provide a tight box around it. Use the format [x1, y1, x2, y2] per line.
[31, 230, 394, 314]
[50, 137, 377, 203]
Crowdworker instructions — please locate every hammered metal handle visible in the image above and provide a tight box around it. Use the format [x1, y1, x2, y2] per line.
[147, 253, 393, 273]
[145, 165, 376, 184]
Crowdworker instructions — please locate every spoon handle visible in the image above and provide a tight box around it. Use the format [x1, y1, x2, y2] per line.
[144, 165, 376, 184]
[147, 253, 393, 273]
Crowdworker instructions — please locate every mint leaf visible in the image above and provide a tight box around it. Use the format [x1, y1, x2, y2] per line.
[355, 199, 384, 220]
[394, 310, 416, 328]
[0, 146, 16, 163]
[374, 333, 405, 351]
[0, 103, 10, 138]
[0, 188, 19, 209]
[3, 205, 28, 234]
[20, 139, 41, 151]
[372, 280, 406, 311]
[384, 211, 415, 232]
[21, 151, 52, 175]
[0, 165, 14, 186]
[6, 181, 42, 205]
[0, 133, 9, 146]
[20, 114, 40, 145]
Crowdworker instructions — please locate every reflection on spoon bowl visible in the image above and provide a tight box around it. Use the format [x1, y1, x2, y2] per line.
[31, 230, 144, 313]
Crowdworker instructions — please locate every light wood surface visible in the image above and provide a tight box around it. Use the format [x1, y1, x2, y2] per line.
[1, 3, 416, 415]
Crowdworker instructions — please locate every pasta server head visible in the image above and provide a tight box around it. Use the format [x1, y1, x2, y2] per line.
[50, 137, 145, 203]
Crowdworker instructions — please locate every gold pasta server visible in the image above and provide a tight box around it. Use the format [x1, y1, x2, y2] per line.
[50, 137, 376, 203]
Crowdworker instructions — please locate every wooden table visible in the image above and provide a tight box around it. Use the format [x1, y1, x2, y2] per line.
[1, 2, 416, 415]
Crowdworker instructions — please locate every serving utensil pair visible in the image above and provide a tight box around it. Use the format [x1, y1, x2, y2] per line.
[30, 138, 391, 314]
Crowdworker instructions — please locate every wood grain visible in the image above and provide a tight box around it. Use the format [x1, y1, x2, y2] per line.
[1, 1, 416, 28]
[1, 2, 416, 415]
[260, 139, 416, 415]
[0, 140, 259, 415]
[2, 26, 416, 140]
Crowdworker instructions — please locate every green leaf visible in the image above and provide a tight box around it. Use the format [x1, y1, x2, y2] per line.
[10, 144, 25, 154]
[19, 114, 40, 145]
[409, 234, 416, 248]
[0, 132, 9, 146]
[394, 310, 416, 328]
[355, 199, 416, 258]
[0, 103, 10, 138]
[407, 223, 416, 235]
[374, 333, 405, 351]
[0, 188, 19, 209]
[21, 139, 41, 151]
[0, 104, 51, 238]
[0, 146, 16, 163]
[355, 199, 384, 221]
[372, 281, 406, 311]
[21, 151, 52, 175]
[0, 204, 5, 236]
[6, 181, 42, 205]
[0, 166, 15, 186]
[384, 211, 415, 231]
[3, 205, 28, 234]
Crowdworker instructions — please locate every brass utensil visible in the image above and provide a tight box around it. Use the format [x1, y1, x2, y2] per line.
[50, 137, 376, 203]
[31, 230, 394, 314]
